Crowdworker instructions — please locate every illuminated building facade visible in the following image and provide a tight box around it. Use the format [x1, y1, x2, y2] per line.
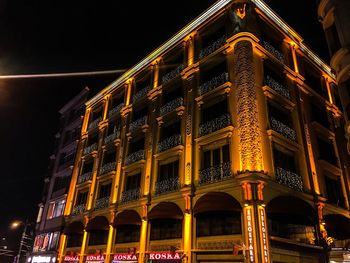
[28, 88, 89, 263]
[59, 0, 350, 262]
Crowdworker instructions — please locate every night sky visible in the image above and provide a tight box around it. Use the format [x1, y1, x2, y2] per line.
[0, 0, 328, 256]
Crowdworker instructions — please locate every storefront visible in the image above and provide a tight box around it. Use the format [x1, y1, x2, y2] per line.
[148, 252, 182, 263]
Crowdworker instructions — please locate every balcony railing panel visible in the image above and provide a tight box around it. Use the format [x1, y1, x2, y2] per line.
[88, 117, 102, 130]
[125, 150, 145, 165]
[132, 86, 150, 104]
[94, 196, 110, 210]
[270, 117, 297, 141]
[104, 129, 120, 144]
[108, 103, 124, 118]
[266, 75, 290, 99]
[275, 167, 303, 191]
[155, 177, 180, 195]
[77, 172, 92, 184]
[83, 143, 97, 155]
[199, 114, 231, 136]
[99, 162, 116, 175]
[121, 188, 141, 203]
[199, 35, 227, 59]
[198, 72, 229, 96]
[158, 134, 182, 152]
[199, 162, 232, 185]
[129, 116, 148, 133]
[160, 97, 184, 116]
[263, 41, 285, 64]
[72, 204, 85, 215]
[162, 65, 184, 84]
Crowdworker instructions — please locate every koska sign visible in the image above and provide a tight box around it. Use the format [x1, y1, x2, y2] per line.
[86, 255, 105, 262]
[64, 256, 79, 262]
[113, 254, 138, 261]
[149, 252, 181, 260]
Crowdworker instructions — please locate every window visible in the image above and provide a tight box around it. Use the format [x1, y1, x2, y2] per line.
[201, 99, 228, 123]
[317, 137, 338, 166]
[81, 161, 93, 174]
[98, 182, 112, 199]
[268, 102, 292, 127]
[150, 219, 182, 240]
[66, 235, 83, 248]
[273, 147, 297, 173]
[160, 121, 181, 141]
[125, 173, 141, 191]
[47, 200, 66, 219]
[129, 137, 145, 153]
[325, 175, 345, 207]
[52, 176, 70, 192]
[310, 102, 329, 129]
[115, 225, 140, 243]
[203, 144, 230, 169]
[103, 150, 116, 164]
[76, 191, 88, 205]
[49, 232, 60, 250]
[158, 161, 179, 182]
[88, 230, 108, 245]
[196, 211, 241, 237]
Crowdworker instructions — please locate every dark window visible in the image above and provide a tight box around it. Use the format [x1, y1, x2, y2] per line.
[98, 183, 112, 199]
[310, 103, 330, 129]
[317, 137, 338, 166]
[129, 137, 145, 153]
[132, 107, 148, 121]
[76, 191, 88, 205]
[109, 93, 124, 110]
[125, 173, 141, 191]
[115, 225, 140, 243]
[158, 161, 179, 182]
[163, 86, 183, 104]
[66, 235, 83, 248]
[200, 60, 227, 84]
[81, 161, 93, 174]
[203, 144, 230, 169]
[273, 148, 297, 173]
[88, 230, 108, 245]
[150, 219, 182, 240]
[196, 211, 241, 237]
[201, 25, 226, 52]
[201, 99, 228, 123]
[52, 176, 71, 192]
[160, 121, 181, 140]
[268, 102, 292, 127]
[304, 66, 326, 97]
[103, 150, 116, 164]
[264, 62, 286, 86]
[87, 133, 98, 146]
[325, 175, 345, 207]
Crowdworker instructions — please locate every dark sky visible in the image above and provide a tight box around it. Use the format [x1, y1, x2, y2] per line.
[0, 0, 328, 255]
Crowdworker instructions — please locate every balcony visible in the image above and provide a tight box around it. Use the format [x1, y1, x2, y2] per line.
[270, 117, 297, 141]
[88, 117, 102, 130]
[198, 72, 229, 96]
[162, 65, 184, 84]
[77, 172, 93, 184]
[121, 188, 141, 203]
[83, 143, 97, 155]
[199, 114, 231, 136]
[94, 196, 110, 210]
[129, 116, 148, 133]
[108, 103, 124, 118]
[72, 204, 85, 215]
[125, 150, 145, 165]
[263, 41, 285, 64]
[132, 86, 150, 104]
[275, 167, 303, 191]
[99, 162, 116, 175]
[199, 162, 232, 185]
[104, 129, 120, 144]
[199, 35, 227, 59]
[266, 75, 290, 99]
[160, 97, 183, 116]
[158, 134, 182, 152]
[155, 177, 180, 195]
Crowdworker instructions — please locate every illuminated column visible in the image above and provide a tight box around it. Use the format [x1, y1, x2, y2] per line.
[82, 107, 92, 134]
[125, 78, 133, 106]
[105, 225, 116, 263]
[289, 42, 299, 74]
[86, 150, 99, 210]
[233, 40, 263, 172]
[186, 33, 196, 66]
[152, 59, 161, 89]
[183, 195, 192, 263]
[138, 205, 149, 263]
[57, 234, 67, 263]
[102, 95, 111, 121]
[79, 230, 89, 263]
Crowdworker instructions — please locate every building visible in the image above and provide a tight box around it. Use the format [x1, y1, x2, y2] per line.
[28, 88, 89, 263]
[317, 0, 350, 156]
[58, 0, 350, 262]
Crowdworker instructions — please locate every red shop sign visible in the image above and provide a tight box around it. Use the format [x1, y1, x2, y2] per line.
[113, 254, 138, 261]
[86, 255, 105, 262]
[149, 252, 181, 260]
[64, 256, 80, 262]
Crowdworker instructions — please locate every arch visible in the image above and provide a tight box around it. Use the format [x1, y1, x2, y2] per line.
[85, 216, 109, 232]
[193, 192, 242, 216]
[148, 202, 183, 220]
[63, 221, 84, 235]
[324, 214, 350, 240]
[114, 210, 142, 226]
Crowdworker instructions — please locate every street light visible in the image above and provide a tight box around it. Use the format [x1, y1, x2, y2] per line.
[11, 220, 33, 263]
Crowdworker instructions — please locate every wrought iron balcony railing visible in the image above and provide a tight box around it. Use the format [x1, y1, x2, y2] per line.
[158, 134, 182, 152]
[77, 172, 93, 184]
[83, 143, 97, 155]
[275, 167, 303, 191]
[160, 97, 184, 116]
[72, 204, 85, 215]
[199, 162, 232, 185]
[198, 72, 229, 96]
[94, 196, 110, 210]
[88, 117, 102, 130]
[121, 188, 141, 203]
[270, 117, 297, 142]
[263, 41, 285, 64]
[199, 113, 231, 136]
[108, 103, 124, 118]
[155, 177, 180, 195]
[125, 149, 145, 165]
[129, 116, 148, 133]
[266, 75, 290, 99]
[199, 35, 227, 59]
[132, 86, 150, 104]
[104, 129, 120, 144]
[162, 65, 184, 84]
[99, 162, 116, 175]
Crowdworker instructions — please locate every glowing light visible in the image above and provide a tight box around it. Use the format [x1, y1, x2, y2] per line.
[11, 221, 21, 228]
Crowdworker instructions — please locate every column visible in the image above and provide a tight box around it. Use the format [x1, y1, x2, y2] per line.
[138, 205, 149, 263]
[105, 225, 116, 263]
[57, 234, 66, 263]
[183, 195, 192, 263]
[79, 229, 89, 263]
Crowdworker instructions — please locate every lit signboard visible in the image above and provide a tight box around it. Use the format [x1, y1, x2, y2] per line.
[63, 256, 79, 262]
[112, 254, 138, 263]
[245, 207, 254, 262]
[149, 252, 181, 261]
[258, 207, 269, 263]
[86, 255, 105, 263]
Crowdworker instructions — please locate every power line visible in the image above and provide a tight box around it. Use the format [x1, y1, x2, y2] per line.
[0, 69, 126, 80]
